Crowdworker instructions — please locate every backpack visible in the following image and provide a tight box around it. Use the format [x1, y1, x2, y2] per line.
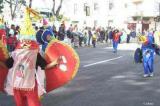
[134, 48, 142, 63]
[36, 30, 44, 45]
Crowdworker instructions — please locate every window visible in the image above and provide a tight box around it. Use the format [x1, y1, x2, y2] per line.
[124, 3, 128, 8]
[94, 3, 98, 10]
[94, 20, 97, 27]
[84, 3, 87, 11]
[109, 2, 114, 10]
[86, 6, 90, 16]
[74, 3, 78, 15]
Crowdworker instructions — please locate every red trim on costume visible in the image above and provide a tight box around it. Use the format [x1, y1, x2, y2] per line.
[16, 40, 39, 49]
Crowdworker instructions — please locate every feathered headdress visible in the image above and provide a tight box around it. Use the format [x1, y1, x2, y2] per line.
[20, 7, 36, 40]
[20, 7, 42, 40]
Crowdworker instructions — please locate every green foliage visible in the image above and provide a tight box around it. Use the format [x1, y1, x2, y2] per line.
[57, 14, 63, 21]
[0, 0, 4, 13]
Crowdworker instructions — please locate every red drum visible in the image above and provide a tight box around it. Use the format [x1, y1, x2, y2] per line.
[45, 40, 80, 92]
[0, 37, 9, 92]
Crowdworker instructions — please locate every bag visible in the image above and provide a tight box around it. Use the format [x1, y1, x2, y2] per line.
[134, 48, 142, 63]
[36, 30, 44, 45]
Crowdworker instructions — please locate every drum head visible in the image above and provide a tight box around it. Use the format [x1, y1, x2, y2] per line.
[45, 40, 80, 92]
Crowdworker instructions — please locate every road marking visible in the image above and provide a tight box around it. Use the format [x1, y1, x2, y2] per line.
[83, 56, 123, 68]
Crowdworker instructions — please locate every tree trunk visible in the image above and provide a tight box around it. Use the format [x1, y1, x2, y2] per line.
[5, 0, 18, 20]
[29, 0, 32, 8]
[52, 0, 63, 19]
[55, 0, 63, 18]
[52, 0, 56, 16]
[9, 0, 14, 20]
[0, 0, 4, 13]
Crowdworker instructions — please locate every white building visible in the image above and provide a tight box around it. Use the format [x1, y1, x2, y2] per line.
[128, 0, 160, 32]
[2, 0, 160, 31]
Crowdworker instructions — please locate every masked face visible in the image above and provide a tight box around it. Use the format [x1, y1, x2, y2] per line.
[16, 40, 39, 50]
[21, 43, 31, 49]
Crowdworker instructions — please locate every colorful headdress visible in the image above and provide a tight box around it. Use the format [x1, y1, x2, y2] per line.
[43, 18, 48, 26]
[19, 7, 36, 40]
[17, 7, 41, 49]
[138, 35, 147, 44]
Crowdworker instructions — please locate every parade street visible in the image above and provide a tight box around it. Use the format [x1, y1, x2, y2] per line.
[1, 43, 160, 106]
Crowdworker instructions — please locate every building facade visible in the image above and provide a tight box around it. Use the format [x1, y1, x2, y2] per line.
[61, 0, 160, 31]
[2, 0, 160, 31]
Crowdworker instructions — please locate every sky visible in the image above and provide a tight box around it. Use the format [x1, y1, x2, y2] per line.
[31, 0, 60, 9]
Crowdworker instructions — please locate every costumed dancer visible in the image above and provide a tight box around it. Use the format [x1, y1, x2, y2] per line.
[0, 9, 80, 106]
[112, 29, 122, 53]
[41, 18, 55, 53]
[3, 8, 58, 106]
[141, 31, 155, 77]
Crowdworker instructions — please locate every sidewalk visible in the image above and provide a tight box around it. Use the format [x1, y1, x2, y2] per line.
[104, 43, 141, 51]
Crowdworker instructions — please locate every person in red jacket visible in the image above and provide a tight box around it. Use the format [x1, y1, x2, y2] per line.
[112, 29, 122, 53]
[6, 30, 17, 52]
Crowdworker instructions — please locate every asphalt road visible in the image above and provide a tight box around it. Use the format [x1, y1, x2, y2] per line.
[1, 43, 160, 106]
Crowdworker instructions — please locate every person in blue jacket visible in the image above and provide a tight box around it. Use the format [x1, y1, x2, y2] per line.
[141, 31, 155, 77]
[41, 26, 55, 52]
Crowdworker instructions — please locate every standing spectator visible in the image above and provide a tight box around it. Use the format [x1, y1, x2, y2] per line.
[88, 27, 92, 46]
[52, 24, 58, 38]
[83, 27, 88, 46]
[120, 29, 127, 43]
[105, 28, 109, 43]
[15, 26, 20, 40]
[78, 31, 84, 47]
[66, 24, 74, 45]
[69, 24, 73, 32]
[10, 24, 16, 34]
[100, 27, 105, 43]
[7, 29, 17, 52]
[72, 24, 79, 47]
[58, 24, 65, 41]
[92, 32, 97, 48]
[108, 27, 113, 44]
[126, 28, 131, 43]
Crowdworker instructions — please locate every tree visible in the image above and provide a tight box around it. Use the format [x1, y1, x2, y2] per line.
[29, 0, 32, 8]
[52, 0, 64, 19]
[4, 0, 26, 20]
[0, 0, 4, 13]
